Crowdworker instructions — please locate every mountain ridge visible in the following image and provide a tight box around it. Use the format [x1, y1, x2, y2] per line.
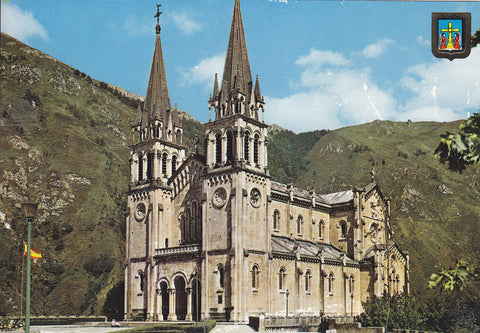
[1, 32, 479, 316]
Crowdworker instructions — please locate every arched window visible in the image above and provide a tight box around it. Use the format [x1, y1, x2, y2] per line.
[180, 214, 186, 243]
[218, 265, 224, 289]
[340, 221, 347, 239]
[297, 215, 303, 235]
[191, 202, 197, 241]
[305, 271, 312, 292]
[253, 134, 259, 165]
[171, 155, 177, 174]
[349, 275, 354, 295]
[138, 270, 145, 293]
[197, 205, 202, 239]
[273, 210, 280, 230]
[226, 131, 233, 163]
[176, 129, 182, 143]
[251, 265, 259, 289]
[162, 153, 168, 175]
[185, 208, 191, 243]
[215, 133, 222, 165]
[244, 131, 250, 163]
[328, 272, 334, 294]
[319, 220, 324, 239]
[147, 153, 153, 180]
[279, 267, 286, 290]
[138, 153, 144, 181]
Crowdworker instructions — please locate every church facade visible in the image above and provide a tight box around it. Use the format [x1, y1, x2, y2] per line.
[124, 0, 409, 322]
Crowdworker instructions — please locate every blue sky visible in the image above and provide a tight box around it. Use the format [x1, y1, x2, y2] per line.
[2, 0, 480, 133]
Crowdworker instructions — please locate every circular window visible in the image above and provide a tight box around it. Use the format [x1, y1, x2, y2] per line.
[134, 202, 147, 221]
[250, 188, 261, 208]
[212, 187, 228, 208]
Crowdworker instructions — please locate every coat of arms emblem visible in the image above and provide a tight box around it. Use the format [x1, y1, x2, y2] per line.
[432, 13, 471, 60]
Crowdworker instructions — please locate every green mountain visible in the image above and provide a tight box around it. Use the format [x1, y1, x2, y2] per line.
[0, 33, 202, 316]
[1, 32, 478, 316]
[269, 120, 480, 300]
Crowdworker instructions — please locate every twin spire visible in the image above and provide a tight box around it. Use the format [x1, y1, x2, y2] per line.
[136, 4, 181, 143]
[136, 0, 264, 138]
[209, 0, 264, 121]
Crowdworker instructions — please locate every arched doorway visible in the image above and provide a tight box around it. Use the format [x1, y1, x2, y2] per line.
[160, 281, 169, 321]
[191, 278, 201, 321]
[174, 276, 187, 320]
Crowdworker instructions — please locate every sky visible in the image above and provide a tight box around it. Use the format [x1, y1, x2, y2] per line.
[2, 0, 480, 133]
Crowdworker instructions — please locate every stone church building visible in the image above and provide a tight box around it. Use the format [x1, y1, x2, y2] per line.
[124, 0, 409, 322]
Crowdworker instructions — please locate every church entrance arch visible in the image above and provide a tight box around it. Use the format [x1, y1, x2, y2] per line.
[174, 275, 187, 320]
[191, 278, 201, 321]
[159, 281, 169, 321]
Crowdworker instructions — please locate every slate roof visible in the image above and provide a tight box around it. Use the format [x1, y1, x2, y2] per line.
[271, 235, 357, 265]
[270, 181, 355, 206]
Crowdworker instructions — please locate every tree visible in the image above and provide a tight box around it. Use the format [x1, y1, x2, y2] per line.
[434, 112, 480, 172]
[358, 294, 427, 331]
[429, 258, 480, 292]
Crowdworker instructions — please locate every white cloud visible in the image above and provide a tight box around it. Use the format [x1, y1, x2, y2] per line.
[360, 38, 393, 59]
[172, 13, 201, 35]
[181, 55, 224, 90]
[264, 42, 480, 133]
[416, 36, 430, 47]
[399, 47, 480, 121]
[296, 49, 351, 68]
[123, 15, 152, 37]
[266, 63, 397, 132]
[1, 4, 48, 42]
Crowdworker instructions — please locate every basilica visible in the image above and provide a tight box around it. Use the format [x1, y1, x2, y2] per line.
[124, 0, 409, 322]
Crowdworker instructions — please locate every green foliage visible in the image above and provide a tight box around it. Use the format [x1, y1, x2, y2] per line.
[84, 254, 115, 278]
[429, 258, 480, 292]
[359, 293, 480, 333]
[472, 28, 480, 48]
[358, 294, 427, 331]
[435, 112, 480, 172]
[268, 128, 328, 183]
[103, 280, 124, 321]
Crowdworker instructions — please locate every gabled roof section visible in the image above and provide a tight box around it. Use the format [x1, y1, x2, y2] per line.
[219, 0, 253, 105]
[271, 235, 357, 265]
[319, 190, 354, 205]
[270, 180, 353, 206]
[143, 22, 171, 123]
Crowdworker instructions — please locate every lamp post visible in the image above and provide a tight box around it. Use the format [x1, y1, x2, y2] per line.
[21, 203, 38, 333]
[285, 289, 289, 317]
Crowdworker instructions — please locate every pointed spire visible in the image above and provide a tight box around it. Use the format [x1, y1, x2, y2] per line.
[218, 0, 253, 108]
[212, 73, 219, 98]
[143, 4, 171, 123]
[254, 74, 262, 101]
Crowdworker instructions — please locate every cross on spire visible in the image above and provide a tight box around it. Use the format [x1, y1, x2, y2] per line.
[155, 4, 162, 33]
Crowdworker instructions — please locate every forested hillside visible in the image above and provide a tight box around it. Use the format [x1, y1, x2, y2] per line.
[1, 32, 478, 316]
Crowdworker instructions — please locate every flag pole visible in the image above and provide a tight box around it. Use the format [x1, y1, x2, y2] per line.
[21, 203, 38, 333]
[20, 251, 25, 320]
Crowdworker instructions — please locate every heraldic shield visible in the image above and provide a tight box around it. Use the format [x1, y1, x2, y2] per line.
[432, 12, 471, 61]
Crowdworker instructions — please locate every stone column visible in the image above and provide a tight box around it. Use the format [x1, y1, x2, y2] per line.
[221, 134, 227, 165]
[142, 155, 148, 181]
[185, 288, 192, 321]
[168, 289, 177, 321]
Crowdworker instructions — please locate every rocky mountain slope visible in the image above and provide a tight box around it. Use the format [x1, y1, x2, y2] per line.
[1, 32, 478, 316]
[269, 120, 480, 300]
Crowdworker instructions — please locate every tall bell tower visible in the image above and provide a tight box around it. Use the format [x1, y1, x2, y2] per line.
[125, 4, 186, 320]
[202, 0, 271, 321]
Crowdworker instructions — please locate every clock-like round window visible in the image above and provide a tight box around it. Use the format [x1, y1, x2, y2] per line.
[134, 202, 147, 221]
[212, 187, 228, 209]
[250, 188, 261, 208]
